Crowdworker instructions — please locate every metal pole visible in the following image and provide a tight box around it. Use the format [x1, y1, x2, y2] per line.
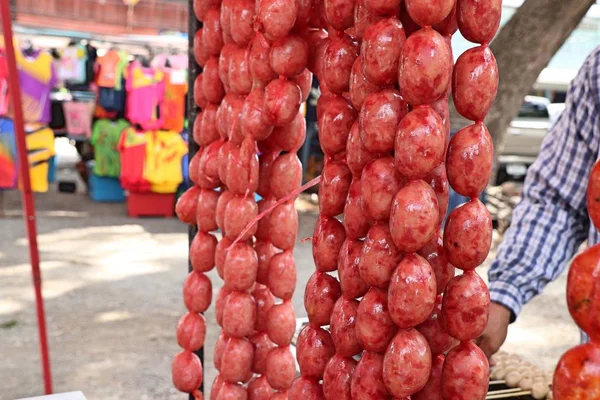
[0, 0, 53, 394]
[187, 0, 202, 397]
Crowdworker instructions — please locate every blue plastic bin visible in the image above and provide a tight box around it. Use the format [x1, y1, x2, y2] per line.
[89, 172, 125, 202]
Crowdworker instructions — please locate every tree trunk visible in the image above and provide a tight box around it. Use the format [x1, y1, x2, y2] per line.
[485, 0, 595, 155]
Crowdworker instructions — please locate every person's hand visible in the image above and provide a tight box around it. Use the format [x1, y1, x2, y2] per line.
[476, 301, 512, 362]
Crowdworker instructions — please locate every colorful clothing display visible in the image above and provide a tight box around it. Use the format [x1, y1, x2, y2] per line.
[59, 44, 87, 84]
[24, 124, 55, 192]
[126, 63, 165, 130]
[151, 53, 188, 70]
[90, 118, 130, 177]
[144, 130, 187, 193]
[63, 101, 95, 137]
[0, 53, 9, 116]
[0, 118, 16, 189]
[15, 48, 58, 123]
[162, 70, 187, 132]
[96, 49, 128, 89]
[118, 127, 150, 192]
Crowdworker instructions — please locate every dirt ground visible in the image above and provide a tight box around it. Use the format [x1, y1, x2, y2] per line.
[0, 189, 580, 400]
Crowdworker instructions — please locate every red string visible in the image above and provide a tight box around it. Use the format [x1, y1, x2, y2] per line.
[229, 175, 322, 249]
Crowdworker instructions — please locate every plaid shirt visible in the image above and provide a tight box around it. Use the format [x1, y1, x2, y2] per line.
[488, 48, 600, 330]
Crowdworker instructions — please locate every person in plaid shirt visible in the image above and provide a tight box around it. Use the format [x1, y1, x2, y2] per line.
[477, 48, 600, 358]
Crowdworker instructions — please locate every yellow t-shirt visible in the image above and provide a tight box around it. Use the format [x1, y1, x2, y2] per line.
[23, 124, 55, 192]
[144, 130, 187, 193]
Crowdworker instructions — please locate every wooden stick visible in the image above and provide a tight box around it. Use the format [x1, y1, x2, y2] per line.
[489, 380, 507, 385]
[486, 389, 532, 399]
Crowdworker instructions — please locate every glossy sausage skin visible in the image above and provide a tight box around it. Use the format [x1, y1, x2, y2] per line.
[442, 341, 489, 400]
[443, 199, 492, 270]
[318, 94, 358, 157]
[270, 35, 310, 78]
[289, 377, 325, 400]
[405, 0, 454, 27]
[388, 253, 437, 329]
[319, 160, 352, 217]
[442, 271, 490, 341]
[248, 375, 273, 400]
[587, 160, 600, 231]
[457, 0, 502, 44]
[382, 329, 432, 398]
[389, 180, 439, 253]
[313, 215, 346, 272]
[322, 34, 359, 95]
[305, 271, 342, 326]
[224, 195, 259, 241]
[264, 78, 302, 126]
[566, 244, 600, 341]
[270, 153, 302, 200]
[220, 337, 254, 383]
[222, 291, 257, 338]
[338, 239, 369, 299]
[190, 231, 217, 273]
[265, 346, 296, 390]
[446, 122, 493, 198]
[183, 271, 213, 314]
[356, 287, 398, 353]
[398, 27, 452, 106]
[323, 354, 356, 400]
[258, 0, 298, 40]
[296, 325, 337, 379]
[330, 297, 362, 357]
[361, 18, 406, 87]
[268, 200, 299, 251]
[359, 89, 409, 154]
[343, 178, 370, 240]
[254, 284, 275, 332]
[412, 354, 444, 400]
[553, 343, 600, 399]
[349, 58, 379, 110]
[172, 351, 203, 393]
[251, 332, 277, 374]
[416, 295, 453, 356]
[177, 312, 207, 352]
[267, 250, 297, 300]
[359, 224, 401, 289]
[223, 242, 258, 291]
[354, 0, 384, 38]
[360, 157, 405, 222]
[417, 232, 455, 294]
[424, 165, 450, 227]
[351, 351, 391, 400]
[324, 0, 355, 31]
[453, 46, 498, 122]
[266, 301, 296, 346]
[394, 105, 446, 180]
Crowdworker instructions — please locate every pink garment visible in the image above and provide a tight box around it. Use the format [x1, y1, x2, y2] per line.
[125, 63, 165, 130]
[151, 53, 188, 70]
[63, 101, 94, 137]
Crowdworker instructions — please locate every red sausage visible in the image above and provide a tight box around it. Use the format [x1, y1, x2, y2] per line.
[256, 240, 279, 285]
[256, 196, 276, 239]
[190, 231, 218, 272]
[382, 329, 432, 398]
[417, 232, 455, 294]
[322, 34, 359, 95]
[343, 178, 370, 240]
[423, 165, 450, 226]
[359, 224, 401, 289]
[456, 0, 502, 45]
[194, 0, 222, 21]
[211, 374, 225, 400]
[394, 106, 446, 180]
[361, 18, 406, 87]
[296, 325, 337, 379]
[271, 111, 306, 153]
[588, 161, 600, 231]
[203, 8, 224, 56]
[194, 74, 208, 108]
[442, 271, 490, 341]
[305, 271, 342, 326]
[567, 245, 600, 341]
[222, 291, 257, 338]
[221, 0, 234, 44]
[359, 89, 409, 153]
[389, 179, 439, 252]
[416, 295, 453, 356]
[266, 300, 296, 346]
[177, 312, 207, 352]
[360, 157, 405, 222]
[229, 48, 252, 95]
[270, 35, 309, 78]
[267, 250, 297, 300]
[295, 0, 313, 27]
[349, 57, 379, 110]
[216, 286, 233, 326]
[319, 161, 352, 217]
[257, 157, 279, 202]
[199, 103, 220, 146]
[183, 271, 213, 313]
[251, 332, 277, 374]
[268, 201, 299, 250]
[289, 377, 325, 400]
[248, 375, 274, 400]
[338, 239, 369, 299]
[354, 0, 384, 38]
[242, 89, 274, 142]
[351, 351, 391, 400]
[230, 0, 255, 47]
[443, 199, 492, 270]
[193, 29, 209, 68]
[224, 195, 259, 241]
[254, 284, 276, 332]
[249, 33, 278, 89]
[258, 0, 298, 40]
[270, 153, 302, 200]
[266, 347, 296, 390]
[216, 191, 235, 235]
[214, 333, 229, 371]
[172, 351, 203, 393]
[264, 78, 302, 126]
[553, 343, 600, 399]
[177, 186, 200, 225]
[405, 0, 454, 27]
[224, 242, 258, 291]
[330, 297, 362, 356]
[346, 122, 377, 178]
[324, 0, 355, 31]
[313, 215, 346, 272]
[363, 0, 400, 17]
[292, 68, 313, 102]
[388, 253, 437, 328]
[398, 27, 452, 106]
[318, 94, 357, 156]
[433, 2, 458, 36]
[323, 355, 357, 400]
[453, 45, 498, 122]
[220, 337, 254, 383]
[356, 287, 398, 353]
[441, 341, 489, 400]
[203, 57, 226, 104]
[217, 382, 249, 400]
[412, 354, 444, 400]
[445, 122, 493, 198]
[219, 44, 235, 93]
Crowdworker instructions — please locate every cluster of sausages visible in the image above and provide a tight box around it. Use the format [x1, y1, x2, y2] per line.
[552, 162, 600, 398]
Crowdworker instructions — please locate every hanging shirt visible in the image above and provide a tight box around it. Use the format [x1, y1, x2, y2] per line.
[85, 45, 98, 85]
[0, 53, 8, 116]
[59, 44, 87, 84]
[90, 119, 130, 177]
[161, 70, 188, 132]
[15, 48, 58, 123]
[144, 130, 187, 193]
[23, 124, 55, 193]
[96, 49, 128, 89]
[118, 127, 151, 192]
[63, 101, 95, 137]
[151, 53, 188, 70]
[0, 118, 16, 189]
[126, 63, 165, 130]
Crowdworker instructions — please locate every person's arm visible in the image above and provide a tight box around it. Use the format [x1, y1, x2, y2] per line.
[479, 49, 600, 357]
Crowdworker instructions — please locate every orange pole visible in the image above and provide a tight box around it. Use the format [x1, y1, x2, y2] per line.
[0, 0, 53, 394]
